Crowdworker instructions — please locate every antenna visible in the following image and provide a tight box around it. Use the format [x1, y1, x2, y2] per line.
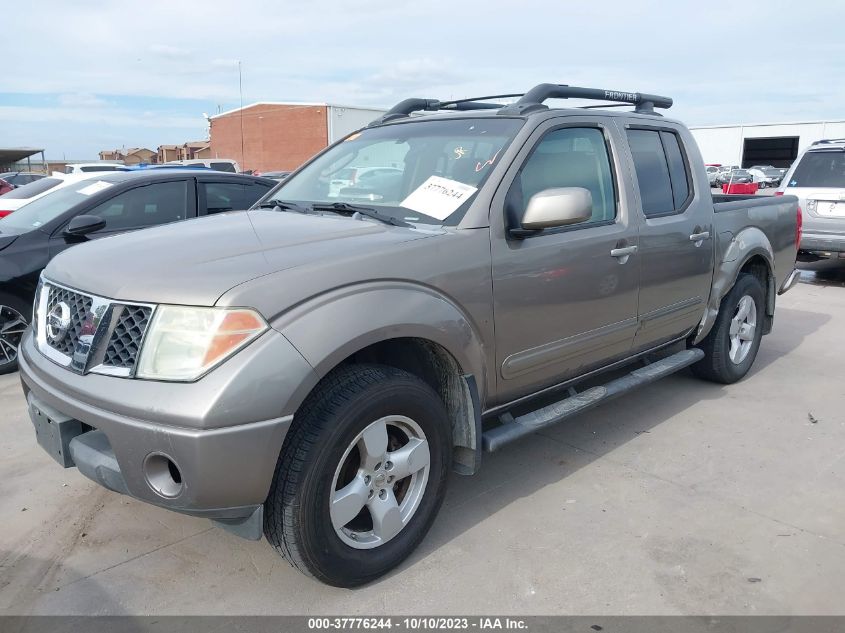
[238, 61, 245, 172]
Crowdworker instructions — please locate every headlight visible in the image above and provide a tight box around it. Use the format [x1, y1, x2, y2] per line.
[136, 306, 268, 381]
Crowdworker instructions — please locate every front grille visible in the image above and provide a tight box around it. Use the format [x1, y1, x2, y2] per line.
[38, 280, 155, 376]
[46, 285, 93, 357]
[102, 305, 152, 369]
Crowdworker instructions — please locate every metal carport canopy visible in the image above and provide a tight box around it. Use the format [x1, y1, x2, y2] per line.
[0, 148, 45, 166]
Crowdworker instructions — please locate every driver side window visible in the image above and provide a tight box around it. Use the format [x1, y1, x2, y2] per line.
[509, 127, 617, 226]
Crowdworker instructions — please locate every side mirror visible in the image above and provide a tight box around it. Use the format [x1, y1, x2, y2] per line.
[513, 187, 593, 236]
[65, 214, 106, 237]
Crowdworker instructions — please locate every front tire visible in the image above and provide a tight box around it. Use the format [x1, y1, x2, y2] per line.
[692, 273, 765, 384]
[264, 364, 451, 587]
[0, 292, 30, 375]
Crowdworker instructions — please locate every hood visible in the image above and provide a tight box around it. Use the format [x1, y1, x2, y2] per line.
[44, 210, 436, 305]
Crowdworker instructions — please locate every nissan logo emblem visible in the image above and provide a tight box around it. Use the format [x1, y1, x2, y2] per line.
[46, 302, 71, 344]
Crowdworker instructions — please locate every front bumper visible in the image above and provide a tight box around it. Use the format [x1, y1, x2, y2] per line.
[19, 328, 318, 537]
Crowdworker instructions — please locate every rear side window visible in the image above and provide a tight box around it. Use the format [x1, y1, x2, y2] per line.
[661, 131, 690, 207]
[511, 127, 617, 226]
[87, 180, 189, 231]
[210, 162, 236, 173]
[627, 129, 693, 217]
[203, 181, 273, 213]
[788, 151, 845, 188]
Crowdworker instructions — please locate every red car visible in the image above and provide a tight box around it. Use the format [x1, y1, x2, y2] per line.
[0, 178, 13, 196]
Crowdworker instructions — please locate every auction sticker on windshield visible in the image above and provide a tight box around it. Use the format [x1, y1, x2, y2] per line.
[77, 181, 113, 196]
[401, 176, 478, 220]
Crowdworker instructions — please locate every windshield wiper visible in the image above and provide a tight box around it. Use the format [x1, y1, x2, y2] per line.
[310, 202, 410, 227]
[256, 199, 313, 214]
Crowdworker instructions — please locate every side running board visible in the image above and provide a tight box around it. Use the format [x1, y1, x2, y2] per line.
[482, 348, 704, 452]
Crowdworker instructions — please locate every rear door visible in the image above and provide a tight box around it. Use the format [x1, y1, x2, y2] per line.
[490, 118, 641, 404]
[49, 178, 195, 259]
[623, 124, 714, 351]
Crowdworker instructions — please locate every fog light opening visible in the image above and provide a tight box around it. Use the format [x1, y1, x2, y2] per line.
[144, 453, 184, 498]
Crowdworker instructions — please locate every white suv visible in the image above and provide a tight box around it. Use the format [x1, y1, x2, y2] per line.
[777, 139, 845, 258]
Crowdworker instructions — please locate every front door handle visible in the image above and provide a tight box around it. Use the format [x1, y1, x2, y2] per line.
[689, 231, 711, 242]
[610, 245, 638, 258]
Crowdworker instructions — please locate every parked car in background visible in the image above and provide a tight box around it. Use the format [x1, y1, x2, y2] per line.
[0, 175, 71, 217]
[777, 138, 845, 259]
[258, 170, 291, 181]
[0, 170, 274, 373]
[0, 172, 45, 188]
[0, 178, 13, 196]
[167, 158, 240, 173]
[715, 168, 753, 186]
[17, 83, 800, 588]
[65, 163, 130, 174]
[706, 165, 720, 187]
[747, 166, 782, 188]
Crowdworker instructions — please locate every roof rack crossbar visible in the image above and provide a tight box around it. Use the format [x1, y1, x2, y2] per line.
[369, 93, 525, 126]
[497, 83, 673, 115]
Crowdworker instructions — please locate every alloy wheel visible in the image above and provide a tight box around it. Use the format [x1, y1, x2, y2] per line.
[330, 415, 430, 549]
[728, 295, 757, 364]
[0, 305, 27, 368]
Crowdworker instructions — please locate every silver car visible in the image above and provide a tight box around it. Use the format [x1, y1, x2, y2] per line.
[777, 139, 845, 257]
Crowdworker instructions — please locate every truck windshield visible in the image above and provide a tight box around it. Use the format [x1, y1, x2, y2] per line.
[788, 151, 845, 188]
[257, 117, 523, 225]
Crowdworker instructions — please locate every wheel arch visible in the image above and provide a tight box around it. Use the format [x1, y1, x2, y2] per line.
[694, 227, 776, 344]
[274, 284, 488, 475]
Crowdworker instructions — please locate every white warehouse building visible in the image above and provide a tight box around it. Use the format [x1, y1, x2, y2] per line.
[689, 119, 845, 169]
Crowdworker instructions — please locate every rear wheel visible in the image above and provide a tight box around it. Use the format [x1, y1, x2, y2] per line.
[263, 364, 451, 587]
[692, 273, 765, 384]
[0, 293, 30, 375]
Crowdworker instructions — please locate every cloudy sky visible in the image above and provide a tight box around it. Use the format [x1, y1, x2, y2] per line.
[2, 0, 843, 159]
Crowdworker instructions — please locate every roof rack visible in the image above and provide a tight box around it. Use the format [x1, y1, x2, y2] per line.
[369, 83, 672, 126]
[368, 93, 523, 126]
[497, 84, 672, 115]
[810, 138, 845, 146]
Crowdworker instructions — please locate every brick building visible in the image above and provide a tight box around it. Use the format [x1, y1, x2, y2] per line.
[157, 141, 212, 164]
[98, 147, 157, 165]
[209, 102, 385, 173]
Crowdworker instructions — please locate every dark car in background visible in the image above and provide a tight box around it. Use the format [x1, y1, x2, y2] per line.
[0, 169, 274, 373]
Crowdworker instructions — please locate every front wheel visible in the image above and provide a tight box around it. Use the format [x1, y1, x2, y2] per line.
[264, 364, 451, 587]
[692, 273, 765, 384]
[0, 293, 30, 375]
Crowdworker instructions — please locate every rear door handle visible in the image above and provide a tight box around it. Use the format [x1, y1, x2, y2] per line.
[689, 231, 711, 242]
[610, 245, 638, 258]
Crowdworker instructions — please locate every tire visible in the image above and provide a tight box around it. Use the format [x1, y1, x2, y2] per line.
[692, 273, 765, 384]
[264, 363, 451, 587]
[0, 292, 30, 375]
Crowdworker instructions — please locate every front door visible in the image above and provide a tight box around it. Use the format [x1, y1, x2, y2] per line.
[624, 126, 714, 350]
[490, 121, 641, 405]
